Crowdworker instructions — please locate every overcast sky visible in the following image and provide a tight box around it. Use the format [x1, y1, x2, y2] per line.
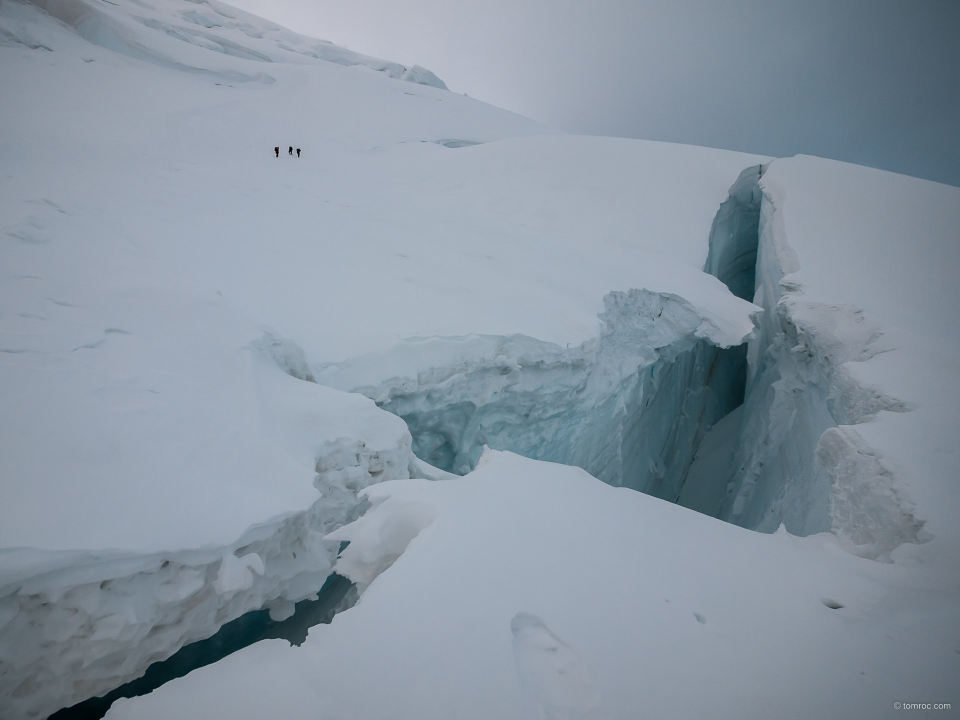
[229, 0, 960, 186]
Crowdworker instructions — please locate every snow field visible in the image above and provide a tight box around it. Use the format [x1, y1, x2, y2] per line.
[108, 451, 960, 720]
[2, 0, 959, 717]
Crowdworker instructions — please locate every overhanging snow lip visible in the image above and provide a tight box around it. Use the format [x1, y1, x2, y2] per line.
[721, 162, 928, 560]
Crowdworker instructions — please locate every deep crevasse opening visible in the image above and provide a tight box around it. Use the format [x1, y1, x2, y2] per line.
[324, 165, 767, 508]
[388, 323, 748, 503]
[717, 174, 926, 558]
[18, 170, 769, 720]
[341, 157, 923, 562]
[704, 164, 763, 304]
[39, 161, 928, 719]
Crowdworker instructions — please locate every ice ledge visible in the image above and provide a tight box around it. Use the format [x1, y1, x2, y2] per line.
[0, 340, 416, 720]
[719, 169, 926, 560]
[316, 285, 756, 501]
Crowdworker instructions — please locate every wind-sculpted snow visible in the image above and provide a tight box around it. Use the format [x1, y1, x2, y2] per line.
[26, 0, 446, 88]
[316, 287, 754, 502]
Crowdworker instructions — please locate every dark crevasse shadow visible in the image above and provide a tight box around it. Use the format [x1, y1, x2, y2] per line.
[49, 573, 355, 720]
[371, 168, 765, 507]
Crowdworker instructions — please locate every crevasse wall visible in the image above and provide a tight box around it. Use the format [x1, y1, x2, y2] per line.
[718, 174, 925, 559]
[319, 168, 765, 505]
[0, 347, 415, 720]
[7, 160, 929, 719]
[320, 288, 748, 504]
[334, 161, 926, 563]
[703, 164, 764, 303]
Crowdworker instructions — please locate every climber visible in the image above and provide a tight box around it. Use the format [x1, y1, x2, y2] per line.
[296, 148, 301, 158]
[274, 146, 279, 157]
[288, 146, 293, 156]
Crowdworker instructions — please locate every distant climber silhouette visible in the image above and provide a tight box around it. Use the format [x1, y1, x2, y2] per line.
[296, 148, 301, 158]
[275, 147, 279, 157]
[288, 146, 293, 156]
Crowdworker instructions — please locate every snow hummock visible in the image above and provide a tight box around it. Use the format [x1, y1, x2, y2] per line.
[213, 553, 265, 598]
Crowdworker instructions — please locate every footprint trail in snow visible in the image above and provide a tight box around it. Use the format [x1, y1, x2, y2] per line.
[511, 612, 602, 720]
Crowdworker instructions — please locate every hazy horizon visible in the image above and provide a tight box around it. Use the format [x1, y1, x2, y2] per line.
[227, 0, 960, 187]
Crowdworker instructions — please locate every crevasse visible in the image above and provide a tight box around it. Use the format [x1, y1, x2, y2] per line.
[318, 294, 748, 504]
[325, 161, 926, 564]
[316, 167, 768, 504]
[18, 162, 929, 720]
[0, 382, 414, 720]
[717, 173, 925, 559]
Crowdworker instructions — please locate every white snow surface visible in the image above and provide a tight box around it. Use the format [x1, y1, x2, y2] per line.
[109, 451, 960, 720]
[2, 0, 960, 717]
[0, 0, 761, 556]
[0, 0, 768, 715]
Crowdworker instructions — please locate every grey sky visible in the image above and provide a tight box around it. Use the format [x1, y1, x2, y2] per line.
[229, 0, 960, 186]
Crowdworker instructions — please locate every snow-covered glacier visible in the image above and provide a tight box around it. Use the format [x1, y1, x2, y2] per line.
[315, 287, 753, 502]
[312, 165, 766, 501]
[2, 0, 959, 718]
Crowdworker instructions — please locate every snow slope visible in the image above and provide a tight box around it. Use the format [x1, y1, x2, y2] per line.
[107, 156, 960, 720]
[0, 0, 765, 716]
[2, 0, 959, 717]
[110, 451, 960, 720]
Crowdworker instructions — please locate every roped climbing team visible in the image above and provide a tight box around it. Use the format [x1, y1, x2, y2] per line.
[274, 146, 301, 157]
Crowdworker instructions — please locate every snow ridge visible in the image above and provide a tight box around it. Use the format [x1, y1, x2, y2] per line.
[26, 0, 446, 88]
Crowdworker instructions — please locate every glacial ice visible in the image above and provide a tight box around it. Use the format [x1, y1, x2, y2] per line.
[5, 0, 959, 715]
[113, 448, 960, 720]
[315, 157, 937, 570]
[0, 346, 415, 720]
[676, 404, 742, 517]
[7, 146, 940, 717]
[52, 573, 356, 718]
[317, 288, 751, 503]
[716, 164, 929, 559]
[312, 169, 766, 505]
[703, 164, 764, 303]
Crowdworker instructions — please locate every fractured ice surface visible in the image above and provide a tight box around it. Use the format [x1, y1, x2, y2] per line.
[5, 0, 960, 715]
[0, 342, 415, 719]
[316, 287, 752, 502]
[107, 450, 960, 720]
[703, 164, 764, 302]
[717, 159, 942, 561]
[677, 404, 742, 517]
